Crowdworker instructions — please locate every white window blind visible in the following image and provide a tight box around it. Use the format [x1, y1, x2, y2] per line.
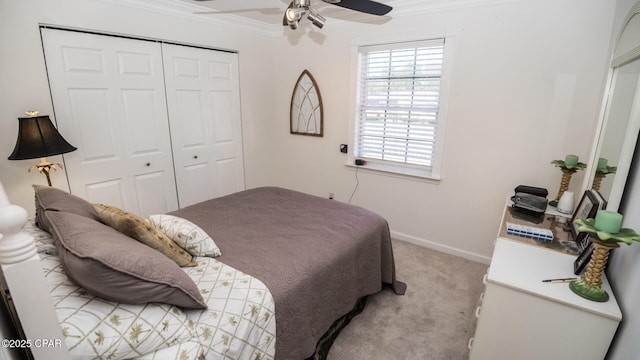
[356, 39, 445, 171]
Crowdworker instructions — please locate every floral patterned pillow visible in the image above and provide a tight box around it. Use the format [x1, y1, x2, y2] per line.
[148, 215, 222, 258]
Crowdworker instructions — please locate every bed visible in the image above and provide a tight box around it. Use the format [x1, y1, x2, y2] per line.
[2, 185, 406, 359]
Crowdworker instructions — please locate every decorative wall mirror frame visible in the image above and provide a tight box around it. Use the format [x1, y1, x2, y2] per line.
[290, 69, 323, 137]
[583, 2, 640, 212]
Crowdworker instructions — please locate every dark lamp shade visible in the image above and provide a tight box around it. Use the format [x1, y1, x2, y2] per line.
[8, 115, 77, 160]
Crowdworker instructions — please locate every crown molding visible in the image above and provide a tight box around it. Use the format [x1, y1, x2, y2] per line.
[389, 0, 520, 16]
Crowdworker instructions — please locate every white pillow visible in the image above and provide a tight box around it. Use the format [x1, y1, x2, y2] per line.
[148, 214, 222, 257]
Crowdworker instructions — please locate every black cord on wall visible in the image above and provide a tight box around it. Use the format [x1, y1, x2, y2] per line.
[348, 165, 360, 204]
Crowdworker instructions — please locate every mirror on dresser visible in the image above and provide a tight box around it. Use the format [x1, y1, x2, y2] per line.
[584, 3, 640, 211]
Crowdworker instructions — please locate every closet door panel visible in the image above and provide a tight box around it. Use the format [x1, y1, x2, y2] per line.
[214, 158, 240, 196]
[85, 180, 127, 209]
[42, 29, 178, 216]
[68, 89, 119, 162]
[174, 90, 209, 149]
[180, 164, 212, 208]
[163, 44, 245, 207]
[121, 89, 163, 153]
[210, 91, 234, 141]
[133, 171, 174, 217]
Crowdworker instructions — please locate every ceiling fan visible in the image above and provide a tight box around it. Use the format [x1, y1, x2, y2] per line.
[194, 0, 392, 30]
[283, 0, 392, 29]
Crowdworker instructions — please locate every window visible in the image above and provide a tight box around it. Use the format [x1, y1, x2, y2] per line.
[354, 39, 449, 179]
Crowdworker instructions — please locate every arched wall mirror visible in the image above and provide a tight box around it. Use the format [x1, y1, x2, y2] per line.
[584, 2, 640, 211]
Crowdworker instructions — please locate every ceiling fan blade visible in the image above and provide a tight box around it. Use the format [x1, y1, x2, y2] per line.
[327, 0, 392, 16]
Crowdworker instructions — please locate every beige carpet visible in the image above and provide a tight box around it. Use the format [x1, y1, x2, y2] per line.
[328, 239, 488, 360]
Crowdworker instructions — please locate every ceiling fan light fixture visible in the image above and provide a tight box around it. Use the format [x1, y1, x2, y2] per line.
[279, 0, 391, 30]
[307, 9, 325, 28]
[285, 7, 305, 23]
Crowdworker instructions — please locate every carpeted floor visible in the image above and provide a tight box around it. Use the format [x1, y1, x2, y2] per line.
[328, 239, 489, 360]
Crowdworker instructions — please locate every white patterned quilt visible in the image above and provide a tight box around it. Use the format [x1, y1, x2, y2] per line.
[182, 259, 276, 360]
[28, 221, 276, 360]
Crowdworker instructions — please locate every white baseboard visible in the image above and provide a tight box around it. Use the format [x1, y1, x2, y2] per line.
[390, 230, 492, 265]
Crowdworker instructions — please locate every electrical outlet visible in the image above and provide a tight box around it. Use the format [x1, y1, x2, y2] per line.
[340, 144, 348, 153]
[329, 193, 334, 200]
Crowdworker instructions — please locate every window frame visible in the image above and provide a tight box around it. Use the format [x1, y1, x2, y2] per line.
[347, 34, 455, 181]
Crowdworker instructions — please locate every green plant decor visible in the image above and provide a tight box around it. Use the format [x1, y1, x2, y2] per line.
[551, 160, 588, 172]
[593, 165, 618, 192]
[550, 160, 587, 207]
[570, 218, 640, 302]
[595, 165, 618, 176]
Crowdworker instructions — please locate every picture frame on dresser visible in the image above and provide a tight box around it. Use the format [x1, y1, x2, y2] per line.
[570, 190, 601, 243]
[574, 234, 595, 275]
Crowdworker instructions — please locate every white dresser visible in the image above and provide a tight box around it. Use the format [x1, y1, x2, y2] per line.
[469, 205, 622, 360]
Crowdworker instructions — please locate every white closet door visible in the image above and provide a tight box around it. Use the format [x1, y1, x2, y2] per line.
[42, 29, 178, 217]
[162, 44, 245, 207]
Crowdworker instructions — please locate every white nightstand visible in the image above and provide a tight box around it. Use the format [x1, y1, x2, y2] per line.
[468, 204, 621, 360]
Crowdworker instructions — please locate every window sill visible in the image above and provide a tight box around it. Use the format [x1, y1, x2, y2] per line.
[344, 162, 441, 183]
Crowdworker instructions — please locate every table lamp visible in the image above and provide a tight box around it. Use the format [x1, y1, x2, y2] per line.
[7, 111, 77, 186]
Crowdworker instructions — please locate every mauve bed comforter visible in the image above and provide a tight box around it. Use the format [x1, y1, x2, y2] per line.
[170, 186, 406, 359]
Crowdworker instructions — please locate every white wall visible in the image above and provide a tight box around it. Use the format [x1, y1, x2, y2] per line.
[266, 0, 615, 261]
[0, 0, 277, 215]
